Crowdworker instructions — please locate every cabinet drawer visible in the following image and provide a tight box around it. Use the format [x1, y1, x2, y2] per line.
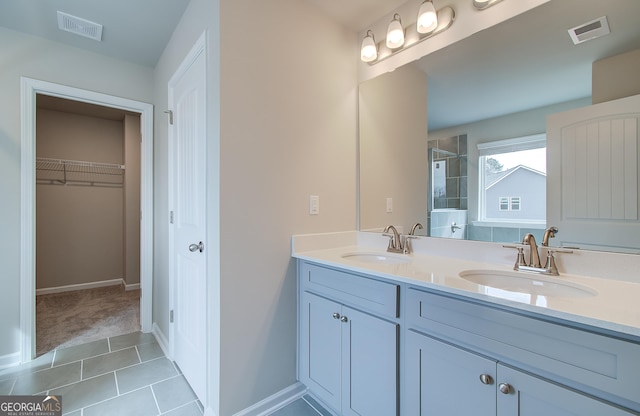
[406, 288, 640, 411]
[300, 262, 399, 318]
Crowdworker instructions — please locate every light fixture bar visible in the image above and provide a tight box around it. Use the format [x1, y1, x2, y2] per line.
[473, 0, 505, 10]
[363, 6, 455, 65]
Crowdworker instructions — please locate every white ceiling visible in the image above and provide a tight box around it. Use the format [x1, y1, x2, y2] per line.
[2, 0, 638, 130]
[0, 0, 191, 67]
[304, 0, 407, 32]
[420, 0, 640, 130]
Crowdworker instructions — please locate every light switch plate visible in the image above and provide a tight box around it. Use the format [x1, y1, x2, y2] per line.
[386, 197, 393, 213]
[310, 195, 319, 215]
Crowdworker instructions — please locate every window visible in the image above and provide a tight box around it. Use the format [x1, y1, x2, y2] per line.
[478, 134, 546, 225]
[499, 196, 521, 211]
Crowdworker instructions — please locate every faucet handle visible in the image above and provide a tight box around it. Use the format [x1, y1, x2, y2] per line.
[513, 247, 528, 270]
[544, 250, 559, 275]
[382, 233, 396, 250]
[404, 235, 418, 254]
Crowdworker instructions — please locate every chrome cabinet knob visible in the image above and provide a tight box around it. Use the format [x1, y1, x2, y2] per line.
[340, 316, 348, 323]
[499, 383, 512, 394]
[479, 374, 493, 385]
[332, 313, 341, 320]
[189, 241, 204, 253]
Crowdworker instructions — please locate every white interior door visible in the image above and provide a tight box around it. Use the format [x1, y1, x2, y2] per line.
[169, 41, 207, 401]
[547, 93, 640, 253]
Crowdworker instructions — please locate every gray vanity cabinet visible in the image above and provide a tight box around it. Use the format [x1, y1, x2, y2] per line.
[406, 331, 635, 415]
[405, 287, 640, 416]
[405, 330, 496, 416]
[298, 262, 400, 416]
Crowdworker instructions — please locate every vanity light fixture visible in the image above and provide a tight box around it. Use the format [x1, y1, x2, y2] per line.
[473, 0, 505, 10]
[386, 14, 405, 49]
[360, 4, 455, 64]
[360, 30, 378, 63]
[417, 0, 438, 34]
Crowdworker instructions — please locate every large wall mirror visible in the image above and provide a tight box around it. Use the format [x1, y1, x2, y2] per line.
[359, 0, 640, 254]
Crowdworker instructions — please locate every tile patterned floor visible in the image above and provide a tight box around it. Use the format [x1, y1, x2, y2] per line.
[0, 332, 202, 416]
[271, 395, 333, 416]
[0, 331, 331, 416]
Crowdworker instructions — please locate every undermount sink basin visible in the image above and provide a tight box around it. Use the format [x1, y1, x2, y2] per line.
[341, 251, 411, 265]
[459, 269, 597, 298]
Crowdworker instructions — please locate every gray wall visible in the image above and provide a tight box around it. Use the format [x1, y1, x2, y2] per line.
[359, 63, 428, 233]
[36, 109, 124, 289]
[0, 25, 153, 361]
[123, 114, 141, 287]
[593, 48, 640, 104]
[153, 0, 357, 414]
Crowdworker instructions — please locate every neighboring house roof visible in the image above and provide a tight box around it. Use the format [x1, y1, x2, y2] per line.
[486, 165, 546, 189]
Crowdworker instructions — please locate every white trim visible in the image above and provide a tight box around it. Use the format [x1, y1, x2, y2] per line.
[36, 278, 123, 296]
[232, 382, 308, 416]
[0, 351, 21, 370]
[124, 282, 141, 291]
[152, 322, 172, 360]
[20, 77, 154, 363]
[472, 220, 546, 228]
[477, 133, 546, 156]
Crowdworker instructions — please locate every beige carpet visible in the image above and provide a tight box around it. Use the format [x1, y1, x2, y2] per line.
[36, 284, 140, 356]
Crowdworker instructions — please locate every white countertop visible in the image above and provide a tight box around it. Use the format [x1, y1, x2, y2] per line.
[292, 232, 640, 341]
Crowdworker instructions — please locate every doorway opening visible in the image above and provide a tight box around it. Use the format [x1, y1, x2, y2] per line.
[20, 78, 153, 362]
[35, 95, 141, 355]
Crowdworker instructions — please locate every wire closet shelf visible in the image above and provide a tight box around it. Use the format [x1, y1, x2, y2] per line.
[36, 157, 125, 186]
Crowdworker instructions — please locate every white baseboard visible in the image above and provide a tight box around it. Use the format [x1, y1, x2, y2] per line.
[0, 351, 21, 370]
[124, 282, 140, 291]
[233, 382, 308, 416]
[36, 278, 124, 296]
[152, 322, 171, 359]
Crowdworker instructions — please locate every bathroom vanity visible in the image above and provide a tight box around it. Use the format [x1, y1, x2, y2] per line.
[293, 233, 640, 416]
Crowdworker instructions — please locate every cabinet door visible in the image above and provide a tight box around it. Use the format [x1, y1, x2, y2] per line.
[405, 331, 496, 416]
[497, 364, 636, 416]
[300, 292, 342, 412]
[342, 306, 399, 416]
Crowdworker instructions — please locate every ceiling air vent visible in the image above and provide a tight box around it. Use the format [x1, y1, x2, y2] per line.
[568, 16, 610, 45]
[57, 11, 103, 41]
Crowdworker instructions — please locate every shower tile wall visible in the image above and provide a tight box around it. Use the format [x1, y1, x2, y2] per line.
[428, 135, 467, 210]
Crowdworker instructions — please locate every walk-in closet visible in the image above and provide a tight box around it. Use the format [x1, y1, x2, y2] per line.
[35, 95, 142, 355]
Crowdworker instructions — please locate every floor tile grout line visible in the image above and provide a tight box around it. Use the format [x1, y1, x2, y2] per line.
[149, 381, 162, 415]
[56, 346, 151, 383]
[159, 399, 201, 415]
[134, 345, 142, 363]
[114, 370, 121, 396]
[78, 384, 154, 414]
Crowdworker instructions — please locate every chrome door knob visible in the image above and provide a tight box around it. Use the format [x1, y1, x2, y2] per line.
[189, 241, 204, 253]
[332, 313, 341, 319]
[499, 383, 512, 394]
[340, 316, 348, 323]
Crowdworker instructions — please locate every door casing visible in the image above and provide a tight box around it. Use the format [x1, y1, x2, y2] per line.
[20, 77, 154, 362]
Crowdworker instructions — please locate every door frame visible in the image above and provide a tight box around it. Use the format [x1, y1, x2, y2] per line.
[20, 77, 154, 362]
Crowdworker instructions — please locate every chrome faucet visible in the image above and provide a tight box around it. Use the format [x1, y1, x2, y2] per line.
[522, 233, 542, 268]
[383, 225, 404, 254]
[404, 223, 423, 254]
[507, 227, 570, 276]
[542, 226, 558, 246]
[409, 223, 423, 235]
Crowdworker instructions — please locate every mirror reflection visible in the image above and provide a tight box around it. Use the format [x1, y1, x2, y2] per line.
[358, 0, 640, 253]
